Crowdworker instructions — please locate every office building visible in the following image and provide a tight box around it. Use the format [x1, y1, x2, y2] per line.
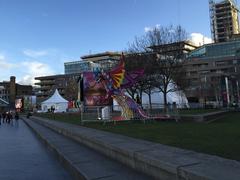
[64, 61, 92, 74]
[35, 73, 81, 103]
[0, 76, 33, 109]
[185, 36, 240, 106]
[64, 51, 121, 74]
[149, 41, 197, 58]
[209, 0, 240, 42]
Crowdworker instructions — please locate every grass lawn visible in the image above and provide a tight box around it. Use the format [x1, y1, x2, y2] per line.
[35, 113, 82, 125]
[34, 112, 240, 161]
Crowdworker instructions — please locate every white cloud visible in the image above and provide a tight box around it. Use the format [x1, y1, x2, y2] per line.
[18, 61, 54, 85]
[190, 33, 212, 46]
[144, 24, 161, 32]
[0, 54, 15, 70]
[144, 27, 153, 32]
[155, 24, 160, 29]
[23, 49, 48, 58]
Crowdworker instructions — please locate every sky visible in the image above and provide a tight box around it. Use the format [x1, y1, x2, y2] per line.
[0, 0, 213, 85]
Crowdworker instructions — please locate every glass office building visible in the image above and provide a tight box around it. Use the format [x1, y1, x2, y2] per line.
[64, 61, 91, 74]
[64, 52, 121, 74]
[188, 37, 240, 59]
[185, 36, 240, 106]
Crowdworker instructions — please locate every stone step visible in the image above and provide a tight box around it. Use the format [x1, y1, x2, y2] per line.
[25, 116, 240, 180]
[22, 118, 151, 180]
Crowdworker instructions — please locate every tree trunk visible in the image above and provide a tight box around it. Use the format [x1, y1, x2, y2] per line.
[163, 91, 168, 112]
[148, 93, 152, 110]
[140, 90, 143, 105]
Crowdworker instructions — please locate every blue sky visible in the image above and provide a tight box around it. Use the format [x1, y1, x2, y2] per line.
[0, 0, 212, 85]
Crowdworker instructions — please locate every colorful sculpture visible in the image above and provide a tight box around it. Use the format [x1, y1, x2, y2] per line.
[92, 53, 170, 120]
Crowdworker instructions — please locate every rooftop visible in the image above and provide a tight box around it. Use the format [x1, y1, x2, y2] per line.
[81, 51, 121, 60]
[35, 73, 81, 80]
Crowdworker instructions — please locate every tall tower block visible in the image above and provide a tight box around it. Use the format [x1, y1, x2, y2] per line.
[9, 76, 16, 109]
[209, 0, 240, 42]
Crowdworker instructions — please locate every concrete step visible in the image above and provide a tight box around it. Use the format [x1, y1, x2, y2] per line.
[22, 118, 151, 180]
[24, 116, 240, 180]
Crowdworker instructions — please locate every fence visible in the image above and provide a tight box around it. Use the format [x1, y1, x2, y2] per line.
[35, 102, 230, 124]
[80, 104, 180, 124]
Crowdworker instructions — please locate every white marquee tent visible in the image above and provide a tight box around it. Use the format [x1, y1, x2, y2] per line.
[114, 83, 189, 109]
[41, 89, 69, 112]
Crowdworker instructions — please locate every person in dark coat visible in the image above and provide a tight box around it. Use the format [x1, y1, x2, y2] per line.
[2, 112, 6, 123]
[15, 112, 19, 120]
[135, 94, 141, 105]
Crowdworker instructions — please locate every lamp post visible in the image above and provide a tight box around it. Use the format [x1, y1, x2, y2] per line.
[234, 66, 240, 106]
[78, 73, 84, 124]
[225, 76, 230, 107]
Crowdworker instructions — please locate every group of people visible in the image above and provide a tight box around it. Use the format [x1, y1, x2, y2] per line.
[0, 111, 19, 125]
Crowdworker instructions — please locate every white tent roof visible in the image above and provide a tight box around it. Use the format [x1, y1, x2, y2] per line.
[42, 89, 68, 104]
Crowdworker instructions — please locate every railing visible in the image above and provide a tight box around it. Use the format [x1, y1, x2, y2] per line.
[79, 104, 180, 124]
[36, 102, 230, 124]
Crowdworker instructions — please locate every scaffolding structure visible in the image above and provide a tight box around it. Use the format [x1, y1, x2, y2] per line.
[209, 0, 240, 42]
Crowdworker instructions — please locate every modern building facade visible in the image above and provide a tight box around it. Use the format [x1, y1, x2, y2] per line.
[0, 76, 33, 109]
[64, 61, 92, 74]
[64, 51, 121, 74]
[209, 0, 240, 42]
[185, 36, 240, 106]
[149, 41, 197, 58]
[35, 73, 81, 103]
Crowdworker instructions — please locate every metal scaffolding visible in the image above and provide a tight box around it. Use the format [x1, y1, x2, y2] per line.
[209, 0, 240, 42]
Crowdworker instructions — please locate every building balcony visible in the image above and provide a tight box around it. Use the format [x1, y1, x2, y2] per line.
[35, 81, 55, 86]
[38, 86, 52, 91]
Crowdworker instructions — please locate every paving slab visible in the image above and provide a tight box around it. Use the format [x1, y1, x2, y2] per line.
[0, 119, 72, 180]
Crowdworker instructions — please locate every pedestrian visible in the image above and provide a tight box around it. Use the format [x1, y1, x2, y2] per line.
[9, 112, 13, 125]
[6, 112, 9, 123]
[135, 94, 141, 105]
[15, 112, 19, 120]
[2, 112, 6, 123]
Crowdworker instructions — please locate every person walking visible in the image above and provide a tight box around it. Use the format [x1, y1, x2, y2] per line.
[135, 94, 141, 105]
[6, 112, 9, 123]
[15, 112, 19, 120]
[2, 112, 6, 123]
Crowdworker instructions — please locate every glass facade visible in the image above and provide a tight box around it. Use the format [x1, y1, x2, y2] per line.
[64, 61, 91, 74]
[188, 39, 240, 59]
[64, 58, 119, 74]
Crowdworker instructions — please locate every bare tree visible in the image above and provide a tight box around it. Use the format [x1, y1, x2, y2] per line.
[125, 52, 157, 107]
[142, 75, 157, 109]
[127, 24, 189, 107]
[64, 77, 78, 101]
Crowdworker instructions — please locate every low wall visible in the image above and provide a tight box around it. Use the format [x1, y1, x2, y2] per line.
[179, 110, 229, 122]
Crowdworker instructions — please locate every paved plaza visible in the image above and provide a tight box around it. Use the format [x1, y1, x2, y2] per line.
[0, 119, 72, 180]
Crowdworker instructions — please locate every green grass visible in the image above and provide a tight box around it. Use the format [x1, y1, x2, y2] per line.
[35, 113, 82, 124]
[34, 112, 240, 161]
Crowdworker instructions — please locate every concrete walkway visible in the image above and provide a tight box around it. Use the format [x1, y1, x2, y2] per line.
[24, 116, 240, 180]
[0, 119, 72, 180]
